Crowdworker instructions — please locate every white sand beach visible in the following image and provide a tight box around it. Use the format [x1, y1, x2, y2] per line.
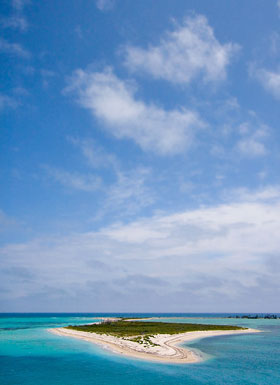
[50, 327, 259, 364]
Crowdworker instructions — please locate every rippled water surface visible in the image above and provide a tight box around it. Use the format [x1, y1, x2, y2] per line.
[1, 313, 280, 385]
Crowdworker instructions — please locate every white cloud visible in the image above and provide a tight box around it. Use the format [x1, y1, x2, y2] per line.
[211, 115, 269, 160]
[43, 161, 154, 216]
[0, 210, 17, 231]
[0, 15, 28, 31]
[96, 0, 114, 11]
[225, 186, 280, 203]
[236, 138, 266, 157]
[0, 37, 30, 58]
[236, 125, 268, 157]
[69, 137, 119, 170]
[101, 186, 280, 255]
[0, 93, 18, 111]
[1, 186, 280, 310]
[44, 166, 102, 192]
[253, 67, 280, 99]
[124, 14, 240, 85]
[269, 32, 280, 55]
[11, 0, 30, 11]
[40, 69, 56, 88]
[44, 139, 155, 217]
[2, 0, 30, 33]
[67, 67, 203, 155]
[104, 167, 155, 215]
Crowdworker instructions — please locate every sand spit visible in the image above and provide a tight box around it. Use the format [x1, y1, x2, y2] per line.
[50, 327, 259, 364]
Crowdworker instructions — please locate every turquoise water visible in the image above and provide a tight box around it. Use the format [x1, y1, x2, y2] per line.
[1, 313, 280, 384]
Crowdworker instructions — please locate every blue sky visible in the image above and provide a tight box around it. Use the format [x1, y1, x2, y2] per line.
[1, 0, 280, 312]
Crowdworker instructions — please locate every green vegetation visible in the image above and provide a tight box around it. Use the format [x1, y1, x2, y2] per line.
[66, 320, 246, 337]
[129, 335, 159, 347]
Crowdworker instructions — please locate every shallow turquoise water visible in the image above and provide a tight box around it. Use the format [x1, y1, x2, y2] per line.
[1, 313, 280, 384]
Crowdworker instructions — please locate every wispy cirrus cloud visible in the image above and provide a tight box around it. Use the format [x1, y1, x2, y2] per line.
[69, 137, 119, 170]
[0, 93, 18, 111]
[0, 15, 28, 32]
[95, 0, 115, 12]
[64, 139, 156, 216]
[0, 210, 18, 231]
[66, 67, 204, 155]
[43, 166, 102, 192]
[124, 14, 240, 85]
[103, 167, 155, 216]
[11, 0, 30, 11]
[0, 37, 30, 58]
[1, 0, 31, 32]
[40, 69, 56, 88]
[43, 142, 155, 217]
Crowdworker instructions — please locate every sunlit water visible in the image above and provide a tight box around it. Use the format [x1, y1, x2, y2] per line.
[1, 313, 280, 384]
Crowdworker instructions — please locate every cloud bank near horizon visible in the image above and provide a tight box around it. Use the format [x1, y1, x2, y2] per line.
[1, 186, 280, 312]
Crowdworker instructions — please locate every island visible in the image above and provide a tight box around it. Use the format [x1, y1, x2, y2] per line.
[228, 314, 279, 319]
[51, 319, 259, 363]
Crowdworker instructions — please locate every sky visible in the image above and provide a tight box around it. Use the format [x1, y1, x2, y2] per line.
[1, 0, 280, 312]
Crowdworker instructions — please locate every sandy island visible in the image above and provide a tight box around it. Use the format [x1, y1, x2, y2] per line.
[50, 326, 259, 364]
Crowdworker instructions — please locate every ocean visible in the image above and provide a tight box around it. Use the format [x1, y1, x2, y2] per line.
[0, 313, 280, 384]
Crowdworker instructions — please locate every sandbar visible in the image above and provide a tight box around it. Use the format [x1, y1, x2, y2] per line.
[50, 327, 259, 364]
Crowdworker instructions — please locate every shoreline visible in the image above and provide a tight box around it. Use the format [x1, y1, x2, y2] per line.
[50, 327, 260, 364]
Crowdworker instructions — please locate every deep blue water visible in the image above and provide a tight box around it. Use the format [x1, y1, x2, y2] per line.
[1, 313, 280, 384]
